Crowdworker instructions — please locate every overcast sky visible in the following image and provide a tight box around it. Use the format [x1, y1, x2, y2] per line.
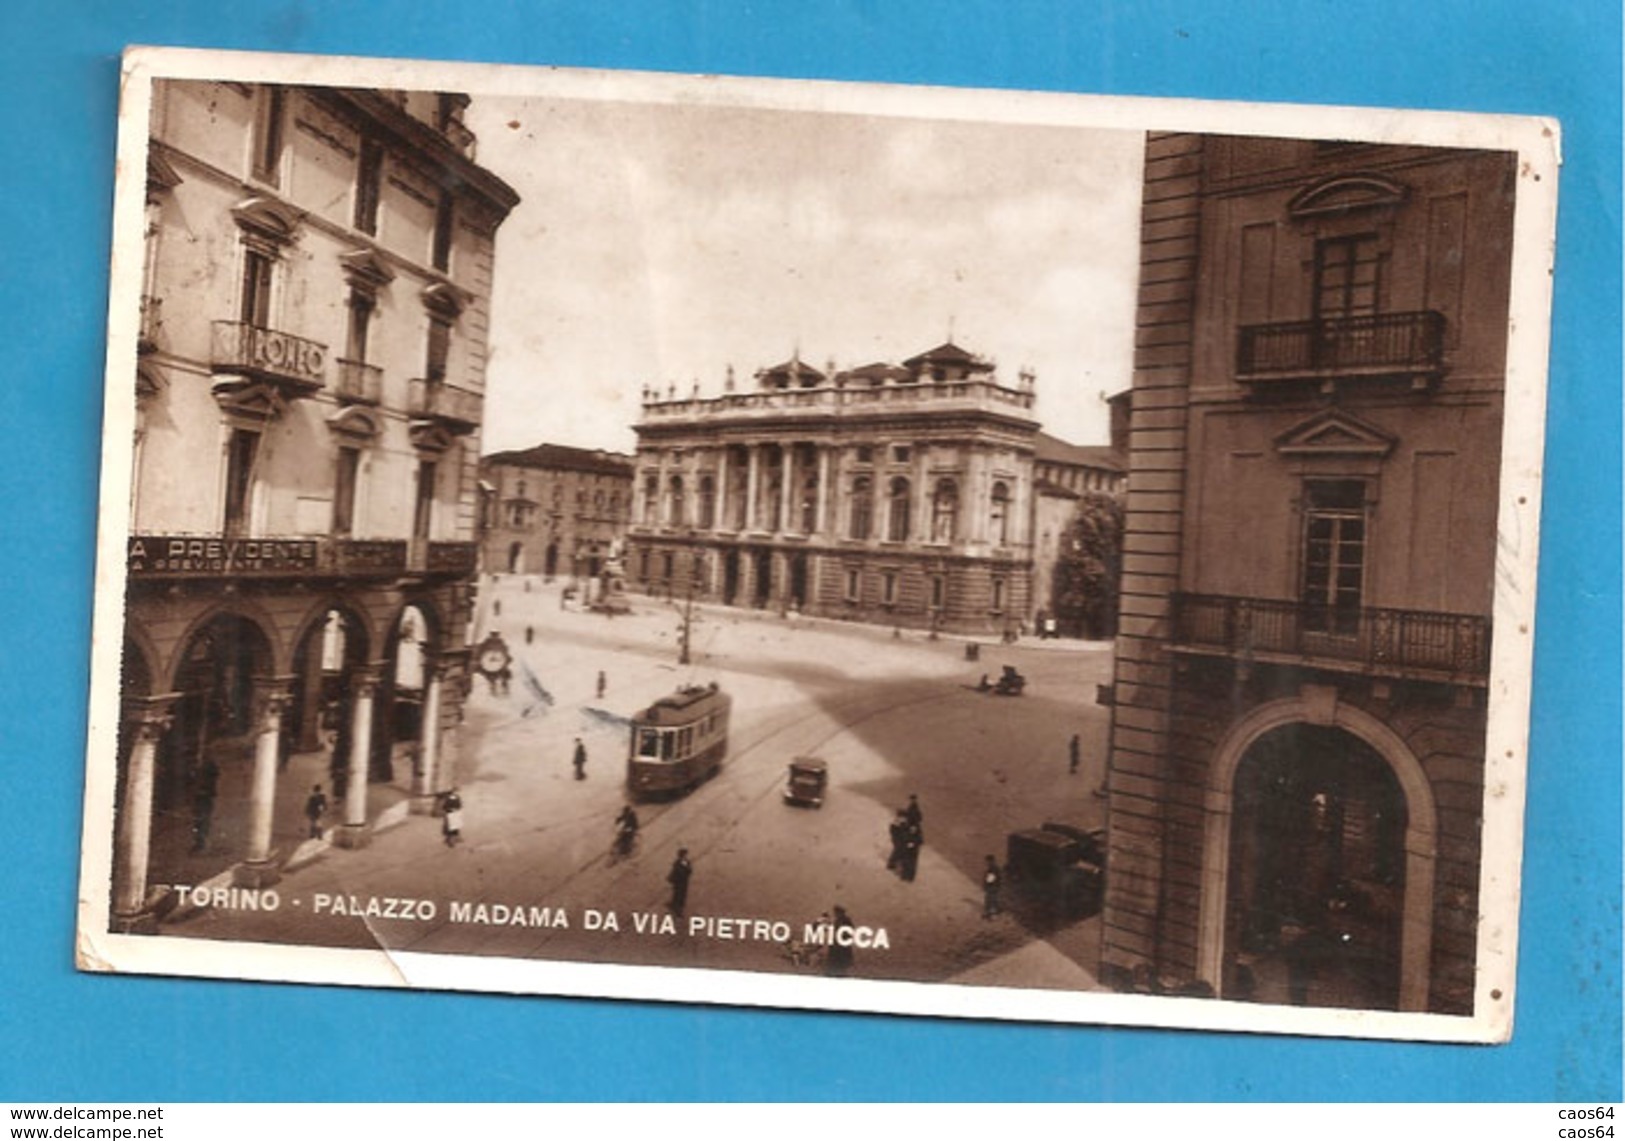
[467, 93, 1144, 456]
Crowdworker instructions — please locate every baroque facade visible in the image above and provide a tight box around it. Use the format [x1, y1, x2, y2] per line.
[1100, 134, 1514, 1014]
[479, 444, 634, 579]
[115, 80, 517, 931]
[627, 344, 1040, 635]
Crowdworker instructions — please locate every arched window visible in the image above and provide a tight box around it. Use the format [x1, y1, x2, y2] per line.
[888, 476, 911, 542]
[991, 482, 1011, 545]
[800, 471, 819, 533]
[931, 478, 958, 542]
[849, 476, 872, 540]
[642, 474, 658, 524]
[668, 475, 685, 527]
[697, 475, 716, 529]
[516, 478, 527, 499]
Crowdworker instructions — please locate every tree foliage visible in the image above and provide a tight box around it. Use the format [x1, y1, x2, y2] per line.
[1052, 491, 1124, 639]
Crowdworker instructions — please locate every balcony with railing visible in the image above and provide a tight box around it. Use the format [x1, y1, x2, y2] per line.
[1169, 592, 1490, 683]
[408, 378, 482, 433]
[1235, 310, 1446, 389]
[408, 539, 479, 575]
[210, 321, 328, 397]
[639, 377, 1036, 427]
[334, 358, 383, 404]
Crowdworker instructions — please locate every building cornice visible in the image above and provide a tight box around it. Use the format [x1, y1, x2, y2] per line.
[311, 89, 520, 226]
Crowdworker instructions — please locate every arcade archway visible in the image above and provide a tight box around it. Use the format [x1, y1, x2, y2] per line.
[150, 611, 275, 881]
[1225, 723, 1406, 1009]
[1196, 697, 1438, 1011]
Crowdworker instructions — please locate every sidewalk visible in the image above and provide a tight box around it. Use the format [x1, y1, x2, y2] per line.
[948, 935, 1104, 991]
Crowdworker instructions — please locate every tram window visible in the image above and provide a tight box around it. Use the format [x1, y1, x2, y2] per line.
[661, 732, 674, 761]
[639, 729, 660, 758]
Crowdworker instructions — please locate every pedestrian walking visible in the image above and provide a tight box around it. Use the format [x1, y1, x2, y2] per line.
[904, 793, 923, 830]
[885, 809, 908, 873]
[982, 855, 1003, 919]
[825, 905, 855, 977]
[596, 670, 607, 699]
[572, 737, 588, 781]
[304, 783, 328, 840]
[441, 788, 463, 847]
[1068, 733, 1081, 776]
[667, 848, 693, 916]
[190, 759, 220, 853]
[900, 817, 923, 882]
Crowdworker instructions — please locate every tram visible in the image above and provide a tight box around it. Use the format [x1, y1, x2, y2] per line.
[626, 682, 732, 798]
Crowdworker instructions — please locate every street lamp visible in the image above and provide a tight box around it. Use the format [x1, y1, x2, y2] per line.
[678, 554, 705, 665]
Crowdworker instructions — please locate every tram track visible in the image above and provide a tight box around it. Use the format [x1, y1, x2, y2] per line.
[391, 676, 963, 959]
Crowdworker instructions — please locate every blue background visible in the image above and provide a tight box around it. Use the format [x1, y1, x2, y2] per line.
[1, 0, 1617, 1102]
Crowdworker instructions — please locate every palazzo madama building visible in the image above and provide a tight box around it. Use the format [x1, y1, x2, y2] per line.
[627, 343, 1041, 635]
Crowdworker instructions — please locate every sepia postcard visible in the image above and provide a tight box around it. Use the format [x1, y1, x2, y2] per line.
[80, 46, 1559, 1042]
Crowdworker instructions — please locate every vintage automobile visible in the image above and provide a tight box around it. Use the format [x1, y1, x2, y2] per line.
[782, 756, 828, 808]
[1004, 822, 1106, 920]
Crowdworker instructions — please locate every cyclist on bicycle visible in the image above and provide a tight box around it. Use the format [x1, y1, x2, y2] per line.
[613, 804, 640, 858]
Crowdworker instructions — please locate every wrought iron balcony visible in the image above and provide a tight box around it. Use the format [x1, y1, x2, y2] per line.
[334, 358, 383, 404]
[408, 377, 482, 432]
[1236, 310, 1445, 388]
[210, 320, 328, 397]
[407, 539, 479, 576]
[1169, 592, 1490, 682]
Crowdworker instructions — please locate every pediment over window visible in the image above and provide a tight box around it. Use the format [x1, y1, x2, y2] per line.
[135, 360, 167, 400]
[230, 195, 303, 247]
[211, 378, 287, 420]
[1274, 407, 1396, 458]
[421, 280, 467, 317]
[326, 404, 383, 440]
[147, 150, 182, 195]
[339, 248, 395, 292]
[1288, 174, 1408, 219]
[408, 420, 455, 454]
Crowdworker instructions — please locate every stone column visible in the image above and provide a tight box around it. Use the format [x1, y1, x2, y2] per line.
[780, 444, 796, 535]
[235, 678, 292, 888]
[745, 446, 761, 531]
[411, 654, 446, 814]
[912, 444, 930, 545]
[336, 664, 381, 849]
[870, 467, 886, 542]
[112, 695, 177, 934]
[815, 446, 831, 537]
[297, 631, 325, 751]
[969, 451, 989, 543]
[714, 447, 729, 531]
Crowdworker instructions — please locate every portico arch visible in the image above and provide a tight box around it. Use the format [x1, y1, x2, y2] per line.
[1195, 693, 1437, 1011]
